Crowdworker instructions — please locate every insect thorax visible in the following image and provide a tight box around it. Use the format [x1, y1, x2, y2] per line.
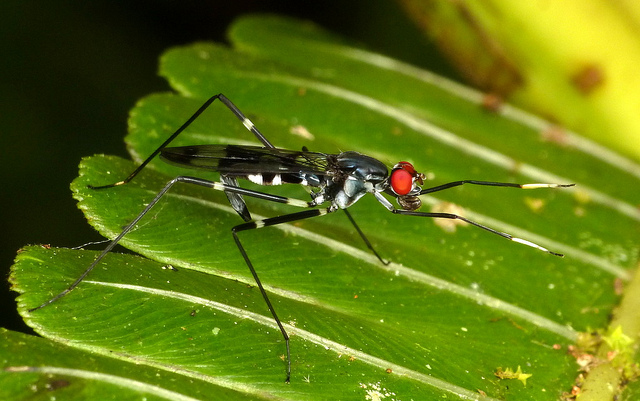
[319, 151, 390, 209]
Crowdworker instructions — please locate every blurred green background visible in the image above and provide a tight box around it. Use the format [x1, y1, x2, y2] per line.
[1, 1, 456, 335]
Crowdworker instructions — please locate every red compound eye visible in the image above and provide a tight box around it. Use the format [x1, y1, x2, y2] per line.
[390, 167, 414, 195]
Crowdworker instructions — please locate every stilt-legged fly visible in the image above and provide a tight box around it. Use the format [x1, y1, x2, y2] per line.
[29, 94, 574, 382]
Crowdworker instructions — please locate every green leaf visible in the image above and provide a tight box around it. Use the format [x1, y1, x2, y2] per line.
[0, 328, 261, 400]
[9, 15, 639, 400]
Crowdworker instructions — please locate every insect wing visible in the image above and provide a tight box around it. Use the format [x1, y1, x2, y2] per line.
[161, 145, 331, 183]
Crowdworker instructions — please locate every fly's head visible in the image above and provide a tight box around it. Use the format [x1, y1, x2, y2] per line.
[387, 161, 425, 211]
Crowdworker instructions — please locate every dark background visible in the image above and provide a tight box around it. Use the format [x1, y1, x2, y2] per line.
[1, 1, 455, 334]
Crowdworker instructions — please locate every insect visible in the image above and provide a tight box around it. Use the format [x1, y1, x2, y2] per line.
[29, 93, 573, 382]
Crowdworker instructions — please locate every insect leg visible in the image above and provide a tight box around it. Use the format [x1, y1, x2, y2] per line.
[29, 176, 313, 313]
[90, 94, 275, 190]
[342, 209, 389, 265]
[221, 174, 252, 222]
[232, 207, 336, 383]
[211, 94, 277, 220]
[392, 208, 564, 257]
[420, 180, 574, 195]
[215, 94, 275, 149]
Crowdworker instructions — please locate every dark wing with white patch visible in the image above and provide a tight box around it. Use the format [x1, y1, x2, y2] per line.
[160, 145, 332, 184]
